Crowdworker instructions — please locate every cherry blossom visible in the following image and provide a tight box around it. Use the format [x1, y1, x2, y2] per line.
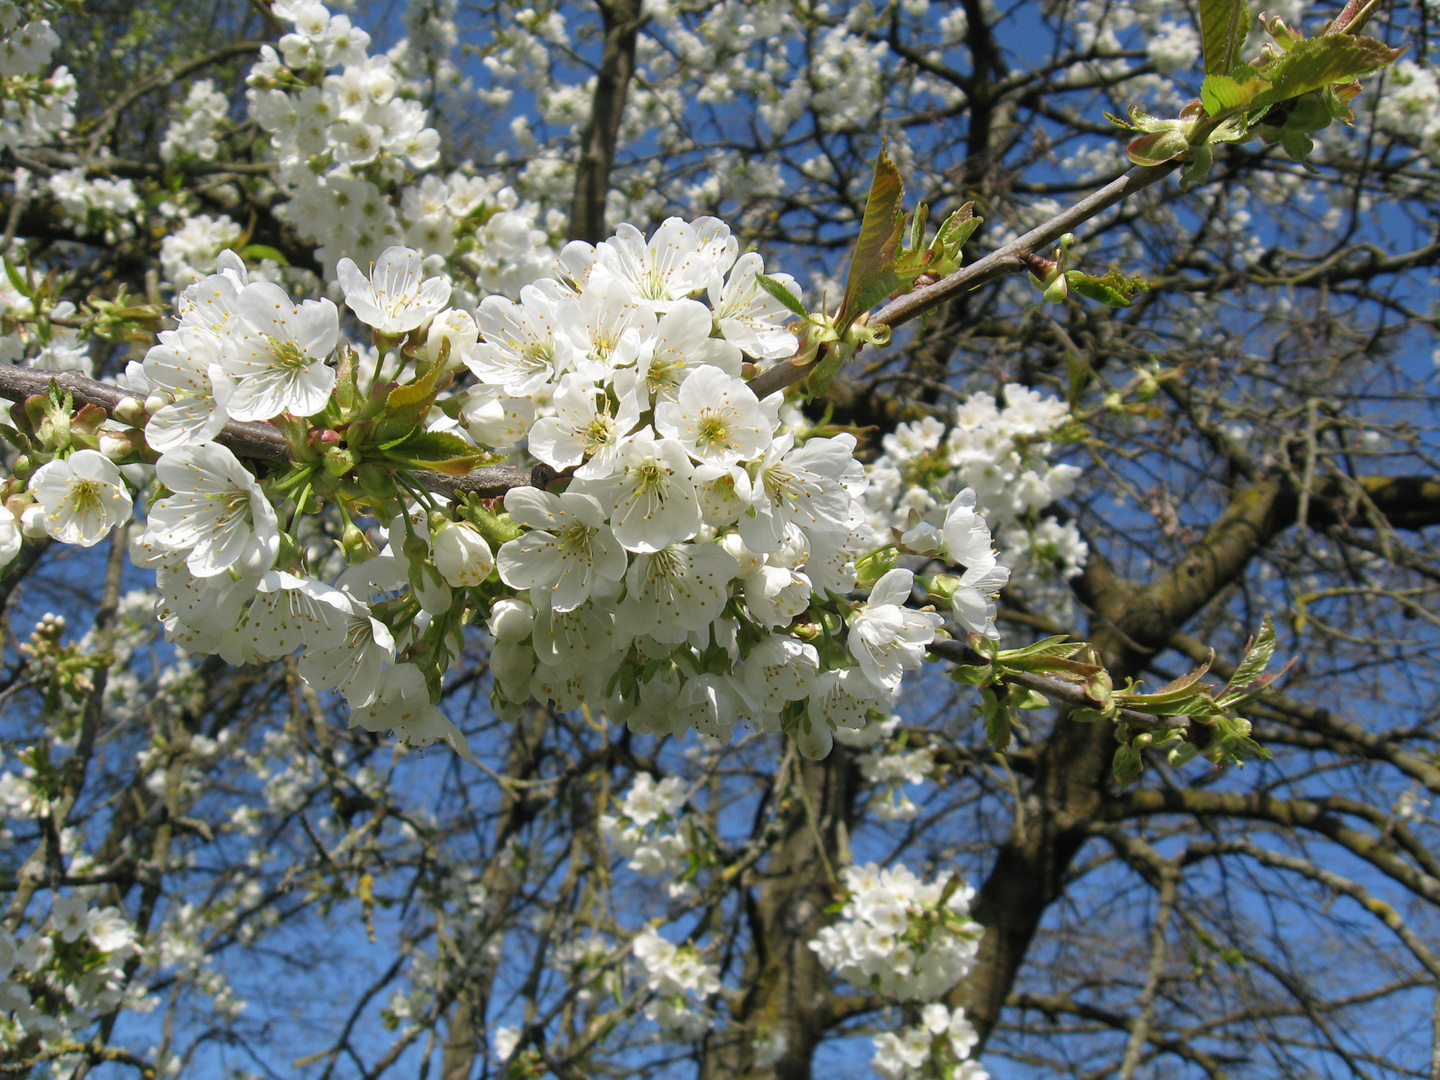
[337, 245, 451, 333]
[29, 449, 132, 546]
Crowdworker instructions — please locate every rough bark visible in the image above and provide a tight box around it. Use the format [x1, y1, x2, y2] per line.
[569, 0, 644, 244]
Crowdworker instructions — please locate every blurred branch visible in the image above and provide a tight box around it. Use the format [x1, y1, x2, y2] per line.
[569, 0, 645, 243]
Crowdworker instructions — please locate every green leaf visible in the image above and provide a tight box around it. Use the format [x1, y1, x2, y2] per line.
[385, 363, 449, 415]
[1199, 0, 1249, 76]
[1224, 733, 1273, 762]
[240, 244, 290, 267]
[1066, 270, 1150, 308]
[1179, 143, 1216, 191]
[1013, 687, 1050, 711]
[997, 635, 1088, 660]
[380, 429, 485, 474]
[804, 340, 855, 398]
[1252, 34, 1406, 110]
[1200, 70, 1269, 116]
[837, 145, 906, 331]
[755, 273, 808, 319]
[981, 687, 1013, 751]
[950, 664, 993, 686]
[1278, 127, 1317, 167]
[1218, 615, 1277, 706]
[1126, 129, 1191, 167]
[934, 202, 982, 254]
[1113, 743, 1144, 785]
[3, 256, 30, 299]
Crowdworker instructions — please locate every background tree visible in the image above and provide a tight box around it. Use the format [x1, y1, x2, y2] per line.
[0, 0, 1437, 1078]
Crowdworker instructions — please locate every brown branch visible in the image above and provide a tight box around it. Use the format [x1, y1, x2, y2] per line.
[1105, 788, 1440, 907]
[569, 0, 645, 244]
[1180, 836, 1440, 979]
[86, 42, 267, 159]
[926, 637, 1188, 732]
[0, 366, 548, 499]
[747, 162, 1180, 401]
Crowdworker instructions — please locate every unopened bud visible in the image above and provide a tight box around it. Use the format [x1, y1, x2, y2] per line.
[427, 308, 478, 367]
[488, 598, 535, 643]
[143, 390, 174, 415]
[341, 521, 375, 561]
[323, 444, 359, 478]
[431, 520, 495, 587]
[112, 396, 147, 426]
[98, 428, 136, 462]
[21, 504, 47, 538]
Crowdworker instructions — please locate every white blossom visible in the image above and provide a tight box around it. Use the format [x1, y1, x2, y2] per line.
[337, 245, 451, 333]
[29, 449, 132, 547]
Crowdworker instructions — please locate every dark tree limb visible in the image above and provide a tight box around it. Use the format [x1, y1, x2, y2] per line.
[569, 0, 645, 244]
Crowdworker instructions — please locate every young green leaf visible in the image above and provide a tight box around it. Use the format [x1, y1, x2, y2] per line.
[1199, 0, 1249, 76]
[1200, 69, 1269, 116]
[380, 429, 485, 474]
[837, 145, 906, 332]
[1251, 34, 1406, 110]
[3, 256, 31, 299]
[1066, 270, 1149, 308]
[1217, 615, 1278, 706]
[755, 273, 808, 319]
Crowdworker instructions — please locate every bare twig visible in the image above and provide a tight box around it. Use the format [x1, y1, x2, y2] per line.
[87, 42, 266, 159]
[747, 161, 1180, 400]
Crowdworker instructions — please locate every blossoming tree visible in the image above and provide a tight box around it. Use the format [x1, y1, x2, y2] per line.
[0, 0, 1437, 1077]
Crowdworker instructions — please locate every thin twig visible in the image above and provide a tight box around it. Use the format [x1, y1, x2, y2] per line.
[0, 366, 552, 498]
[926, 637, 1189, 732]
[747, 161, 1180, 400]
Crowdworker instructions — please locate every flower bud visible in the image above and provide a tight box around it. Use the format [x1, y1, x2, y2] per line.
[431, 520, 494, 588]
[143, 390, 174, 415]
[21, 504, 47, 539]
[112, 396, 148, 426]
[98, 428, 136, 462]
[427, 308, 478, 367]
[341, 521, 375, 561]
[488, 598, 534, 642]
[900, 521, 942, 554]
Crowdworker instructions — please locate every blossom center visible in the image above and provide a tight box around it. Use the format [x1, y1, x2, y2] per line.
[580, 415, 615, 454]
[267, 338, 311, 372]
[630, 460, 671, 496]
[695, 410, 731, 451]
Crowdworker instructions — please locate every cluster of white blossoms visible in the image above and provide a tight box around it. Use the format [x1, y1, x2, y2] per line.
[236, 0, 559, 295]
[0, 897, 139, 1045]
[159, 78, 230, 165]
[808, 862, 982, 1002]
[1374, 60, 1440, 165]
[0, 214, 1013, 759]
[872, 1003, 988, 1080]
[863, 385, 1087, 606]
[0, 269, 91, 371]
[600, 773, 704, 897]
[158, 213, 245, 291]
[854, 721, 938, 822]
[47, 167, 142, 246]
[631, 925, 721, 1038]
[0, 2, 74, 154]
